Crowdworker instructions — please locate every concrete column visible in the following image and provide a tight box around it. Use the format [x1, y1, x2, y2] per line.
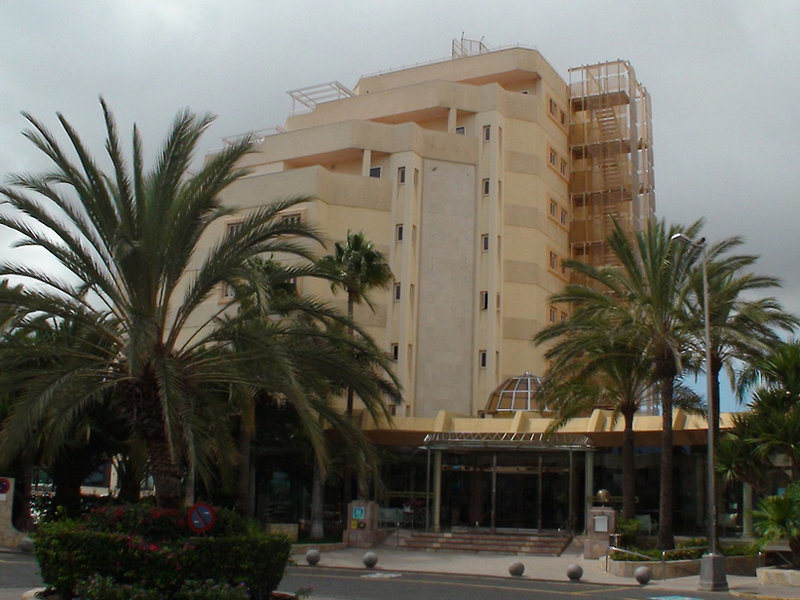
[742, 482, 753, 536]
[433, 450, 442, 532]
[584, 451, 594, 535]
[361, 149, 372, 176]
[447, 107, 457, 133]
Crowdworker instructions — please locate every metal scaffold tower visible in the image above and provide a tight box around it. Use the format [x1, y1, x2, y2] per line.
[568, 60, 655, 271]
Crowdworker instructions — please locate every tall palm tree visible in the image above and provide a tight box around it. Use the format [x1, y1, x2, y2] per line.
[318, 231, 394, 415]
[0, 100, 329, 508]
[543, 219, 701, 548]
[684, 245, 797, 444]
[536, 313, 650, 521]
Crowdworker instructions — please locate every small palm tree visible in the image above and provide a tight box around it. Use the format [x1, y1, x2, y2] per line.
[318, 231, 394, 415]
[753, 481, 800, 568]
[0, 101, 329, 507]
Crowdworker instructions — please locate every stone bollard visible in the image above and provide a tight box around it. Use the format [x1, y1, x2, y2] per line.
[634, 565, 652, 585]
[508, 562, 524, 576]
[363, 551, 378, 568]
[305, 548, 321, 566]
[566, 563, 583, 582]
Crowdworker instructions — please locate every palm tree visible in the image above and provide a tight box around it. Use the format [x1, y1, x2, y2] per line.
[318, 231, 394, 415]
[542, 219, 701, 548]
[0, 100, 331, 508]
[535, 314, 651, 521]
[684, 246, 797, 445]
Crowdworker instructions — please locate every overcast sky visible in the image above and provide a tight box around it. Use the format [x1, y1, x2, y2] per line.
[2, 1, 798, 409]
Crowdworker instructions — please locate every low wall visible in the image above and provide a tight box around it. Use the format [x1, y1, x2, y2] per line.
[607, 554, 764, 580]
[757, 567, 800, 586]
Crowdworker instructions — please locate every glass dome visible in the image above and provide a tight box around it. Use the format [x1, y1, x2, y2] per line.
[483, 371, 551, 415]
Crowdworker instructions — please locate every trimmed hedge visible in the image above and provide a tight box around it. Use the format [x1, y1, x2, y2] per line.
[35, 506, 290, 599]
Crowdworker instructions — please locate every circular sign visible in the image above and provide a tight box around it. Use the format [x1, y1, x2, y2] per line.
[187, 502, 216, 534]
[0, 479, 10, 494]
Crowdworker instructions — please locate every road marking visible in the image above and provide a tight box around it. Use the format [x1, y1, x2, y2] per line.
[295, 571, 636, 596]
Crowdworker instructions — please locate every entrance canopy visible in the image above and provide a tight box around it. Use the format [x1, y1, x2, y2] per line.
[423, 431, 594, 451]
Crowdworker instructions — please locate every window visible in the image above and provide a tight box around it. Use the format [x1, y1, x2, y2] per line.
[560, 311, 568, 321]
[549, 200, 557, 217]
[280, 213, 302, 226]
[390, 343, 399, 361]
[560, 209, 568, 226]
[396, 224, 404, 242]
[549, 150, 557, 167]
[369, 166, 382, 178]
[483, 125, 491, 141]
[394, 282, 401, 301]
[560, 110, 567, 127]
[560, 159, 568, 176]
[549, 251, 558, 270]
[496, 292, 501, 309]
[398, 166, 406, 184]
[549, 306, 557, 322]
[226, 221, 244, 237]
[481, 234, 489, 252]
[455, 126, 466, 135]
[482, 179, 490, 196]
[413, 168, 419, 185]
[479, 290, 489, 310]
[222, 281, 236, 299]
[549, 98, 558, 117]
[479, 350, 488, 368]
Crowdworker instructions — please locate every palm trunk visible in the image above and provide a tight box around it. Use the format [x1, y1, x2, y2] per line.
[310, 457, 325, 539]
[132, 380, 184, 509]
[622, 411, 636, 521]
[236, 410, 254, 517]
[658, 375, 675, 550]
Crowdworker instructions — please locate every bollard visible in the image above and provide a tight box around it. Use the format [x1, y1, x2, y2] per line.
[508, 562, 524, 576]
[634, 565, 652, 585]
[363, 551, 378, 568]
[305, 548, 321, 566]
[566, 563, 583, 582]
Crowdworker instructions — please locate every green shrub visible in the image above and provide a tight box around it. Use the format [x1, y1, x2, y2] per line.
[77, 575, 251, 600]
[616, 518, 640, 547]
[35, 507, 291, 599]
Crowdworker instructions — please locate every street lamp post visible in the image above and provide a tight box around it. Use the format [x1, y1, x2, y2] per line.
[671, 232, 728, 592]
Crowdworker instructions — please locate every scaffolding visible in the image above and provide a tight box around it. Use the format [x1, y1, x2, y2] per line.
[568, 60, 655, 271]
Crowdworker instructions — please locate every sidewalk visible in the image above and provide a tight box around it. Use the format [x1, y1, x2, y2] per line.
[289, 539, 800, 600]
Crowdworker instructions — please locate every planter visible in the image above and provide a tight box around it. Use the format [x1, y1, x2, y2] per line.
[757, 566, 800, 587]
[607, 554, 764, 580]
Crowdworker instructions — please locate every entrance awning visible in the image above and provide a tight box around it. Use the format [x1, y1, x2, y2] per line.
[422, 431, 594, 451]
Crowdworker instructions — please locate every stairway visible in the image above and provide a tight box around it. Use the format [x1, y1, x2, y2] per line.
[395, 530, 572, 556]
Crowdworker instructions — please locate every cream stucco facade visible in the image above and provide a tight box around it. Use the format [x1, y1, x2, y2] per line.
[195, 45, 653, 421]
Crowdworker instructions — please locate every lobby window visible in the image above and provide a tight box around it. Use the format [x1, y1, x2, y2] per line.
[394, 282, 401, 301]
[482, 178, 490, 196]
[483, 125, 491, 141]
[390, 343, 399, 361]
[479, 350, 488, 368]
[396, 224, 404, 242]
[479, 290, 489, 310]
[455, 126, 466, 135]
[481, 233, 489, 252]
[398, 166, 406, 184]
[369, 166, 382, 178]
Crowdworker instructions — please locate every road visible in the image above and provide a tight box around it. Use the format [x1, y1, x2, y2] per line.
[278, 566, 743, 600]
